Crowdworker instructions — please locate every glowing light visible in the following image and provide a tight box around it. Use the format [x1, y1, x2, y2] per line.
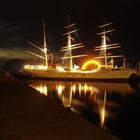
[32, 84, 48, 96]
[72, 84, 76, 93]
[56, 66, 65, 72]
[74, 64, 79, 70]
[99, 91, 107, 128]
[84, 83, 87, 94]
[110, 59, 113, 63]
[24, 64, 48, 70]
[44, 48, 47, 52]
[57, 84, 64, 96]
[78, 83, 82, 96]
[43, 86, 48, 96]
[81, 60, 101, 72]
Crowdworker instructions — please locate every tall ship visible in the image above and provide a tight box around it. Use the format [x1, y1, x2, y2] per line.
[24, 19, 138, 82]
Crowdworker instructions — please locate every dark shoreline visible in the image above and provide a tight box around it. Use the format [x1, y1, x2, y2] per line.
[0, 73, 119, 140]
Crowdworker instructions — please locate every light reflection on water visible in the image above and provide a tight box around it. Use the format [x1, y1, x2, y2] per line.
[28, 80, 139, 139]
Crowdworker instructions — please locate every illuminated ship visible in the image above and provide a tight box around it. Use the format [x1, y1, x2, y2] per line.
[24, 19, 138, 82]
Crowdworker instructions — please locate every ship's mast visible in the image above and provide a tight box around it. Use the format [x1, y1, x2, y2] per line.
[102, 28, 107, 69]
[67, 16, 73, 69]
[25, 20, 49, 68]
[61, 17, 86, 70]
[99, 21, 114, 69]
[43, 20, 48, 68]
[94, 20, 123, 69]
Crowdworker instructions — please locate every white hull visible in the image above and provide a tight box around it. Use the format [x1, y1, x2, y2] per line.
[25, 69, 137, 82]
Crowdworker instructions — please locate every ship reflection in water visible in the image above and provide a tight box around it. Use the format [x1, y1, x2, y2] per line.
[29, 80, 140, 139]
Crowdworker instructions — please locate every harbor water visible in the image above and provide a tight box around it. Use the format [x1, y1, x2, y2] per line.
[27, 80, 140, 140]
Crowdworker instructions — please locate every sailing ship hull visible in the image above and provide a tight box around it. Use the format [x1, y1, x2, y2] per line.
[24, 69, 138, 83]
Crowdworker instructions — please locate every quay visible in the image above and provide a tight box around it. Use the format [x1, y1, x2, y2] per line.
[0, 73, 120, 140]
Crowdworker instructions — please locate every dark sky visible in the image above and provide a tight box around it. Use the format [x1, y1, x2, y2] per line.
[0, 0, 139, 64]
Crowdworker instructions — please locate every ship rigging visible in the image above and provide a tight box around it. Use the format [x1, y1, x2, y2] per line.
[25, 20, 51, 70]
[94, 19, 125, 69]
[61, 17, 87, 70]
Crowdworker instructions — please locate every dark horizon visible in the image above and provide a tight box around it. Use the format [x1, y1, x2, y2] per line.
[0, 0, 139, 66]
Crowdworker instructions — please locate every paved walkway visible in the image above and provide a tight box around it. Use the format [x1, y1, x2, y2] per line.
[0, 73, 120, 140]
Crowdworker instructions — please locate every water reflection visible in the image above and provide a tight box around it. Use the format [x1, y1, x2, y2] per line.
[29, 81, 135, 129]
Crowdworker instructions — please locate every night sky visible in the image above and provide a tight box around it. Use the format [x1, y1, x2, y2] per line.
[0, 0, 139, 65]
